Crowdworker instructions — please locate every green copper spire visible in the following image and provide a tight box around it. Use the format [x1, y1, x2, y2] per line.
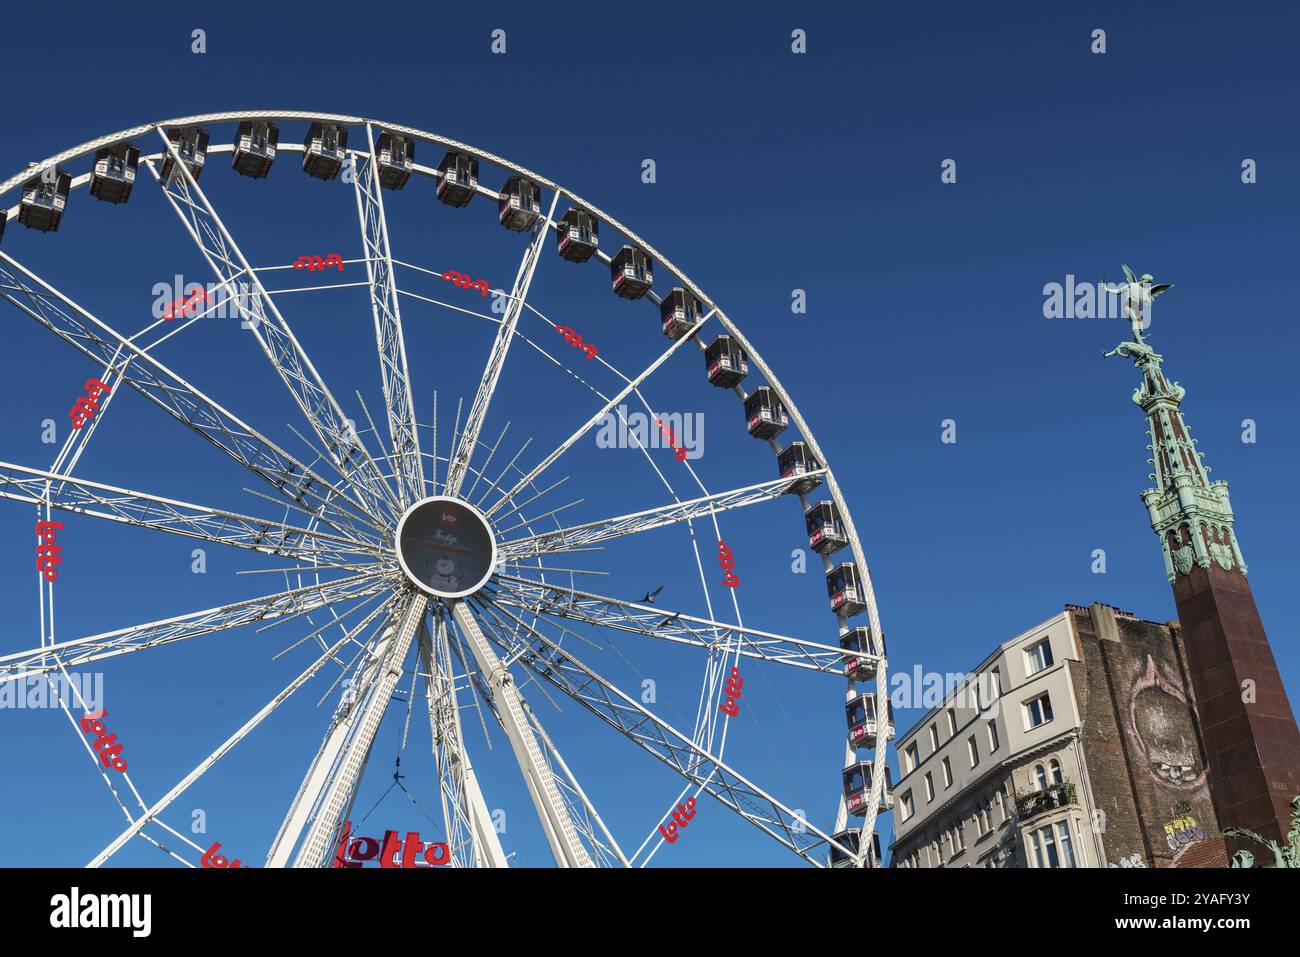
[1103, 266, 1245, 583]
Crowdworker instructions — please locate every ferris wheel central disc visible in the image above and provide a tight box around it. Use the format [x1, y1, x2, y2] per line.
[394, 496, 498, 599]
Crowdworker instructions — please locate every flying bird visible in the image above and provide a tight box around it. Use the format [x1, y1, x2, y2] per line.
[640, 586, 664, 604]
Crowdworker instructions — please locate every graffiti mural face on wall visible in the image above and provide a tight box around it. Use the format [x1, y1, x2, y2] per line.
[1128, 654, 1208, 791]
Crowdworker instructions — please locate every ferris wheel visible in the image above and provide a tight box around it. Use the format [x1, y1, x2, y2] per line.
[0, 111, 893, 868]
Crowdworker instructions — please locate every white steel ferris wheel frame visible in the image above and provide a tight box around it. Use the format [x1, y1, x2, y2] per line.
[0, 110, 891, 869]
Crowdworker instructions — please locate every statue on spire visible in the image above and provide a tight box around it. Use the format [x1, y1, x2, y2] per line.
[1102, 264, 1174, 359]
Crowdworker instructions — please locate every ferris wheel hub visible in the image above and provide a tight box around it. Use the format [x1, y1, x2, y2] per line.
[394, 496, 498, 599]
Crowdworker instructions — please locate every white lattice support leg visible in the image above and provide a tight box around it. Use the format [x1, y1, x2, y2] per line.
[450, 601, 592, 867]
[291, 591, 427, 868]
[417, 615, 508, 868]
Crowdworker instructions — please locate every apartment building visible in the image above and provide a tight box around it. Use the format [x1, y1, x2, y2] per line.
[889, 602, 1219, 868]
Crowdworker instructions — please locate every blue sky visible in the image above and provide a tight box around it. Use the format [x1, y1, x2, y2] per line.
[1, 1, 1297, 868]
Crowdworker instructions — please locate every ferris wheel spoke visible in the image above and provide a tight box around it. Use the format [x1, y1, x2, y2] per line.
[444, 190, 560, 497]
[498, 471, 821, 560]
[353, 125, 424, 507]
[46, 662, 209, 868]
[0, 252, 386, 546]
[147, 131, 401, 524]
[470, 597, 852, 867]
[415, 613, 508, 867]
[482, 307, 716, 519]
[87, 609, 371, 868]
[0, 460, 387, 565]
[0, 572, 388, 685]
[489, 576, 850, 675]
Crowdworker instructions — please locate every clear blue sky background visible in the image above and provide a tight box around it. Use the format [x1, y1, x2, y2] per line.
[1, 1, 1297, 868]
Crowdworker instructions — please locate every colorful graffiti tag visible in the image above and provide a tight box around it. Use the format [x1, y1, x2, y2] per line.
[1162, 801, 1206, 852]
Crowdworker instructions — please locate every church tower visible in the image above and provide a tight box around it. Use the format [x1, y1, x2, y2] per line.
[1106, 273, 1300, 848]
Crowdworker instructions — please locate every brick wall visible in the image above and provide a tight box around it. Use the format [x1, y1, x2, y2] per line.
[1071, 604, 1219, 867]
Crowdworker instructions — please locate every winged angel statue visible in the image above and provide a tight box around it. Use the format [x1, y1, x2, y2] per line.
[1102, 264, 1173, 359]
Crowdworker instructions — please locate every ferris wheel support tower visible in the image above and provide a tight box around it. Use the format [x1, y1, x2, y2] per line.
[290, 591, 428, 867]
[450, 602, 593, 867]
[417, 616, 508, 868]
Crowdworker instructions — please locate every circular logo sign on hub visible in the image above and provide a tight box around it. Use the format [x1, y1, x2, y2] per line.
[394, 496, 497, 599]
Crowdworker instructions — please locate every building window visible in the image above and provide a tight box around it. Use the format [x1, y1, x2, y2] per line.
[1025, 692, 1054, 729]
[1056, 821, 1075, 866]
[977, 802, 992, 835]
[924, 772, 935, 802]
[899, 790, 914, 822]
[946, 708, 957, 736]
[941, 756, 953, 788]
[1025, 637, 1054, 675]
[1030, 822, 1077, 868]
[977, 668, 1003, 709]
[995, 789, 1006, 823]
[903, 742, 919, 774]
[951, 824, 965, 854]
[1049, 758, 1063, 784]
[929, 724, 939, 752]
[967, 735, 979, 768]
[1029, 825, 1054, 868]
[987, 719, 1000, 753]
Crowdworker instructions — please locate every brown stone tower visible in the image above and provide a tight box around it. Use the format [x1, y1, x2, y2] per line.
[1106, 286, 1300, 848]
